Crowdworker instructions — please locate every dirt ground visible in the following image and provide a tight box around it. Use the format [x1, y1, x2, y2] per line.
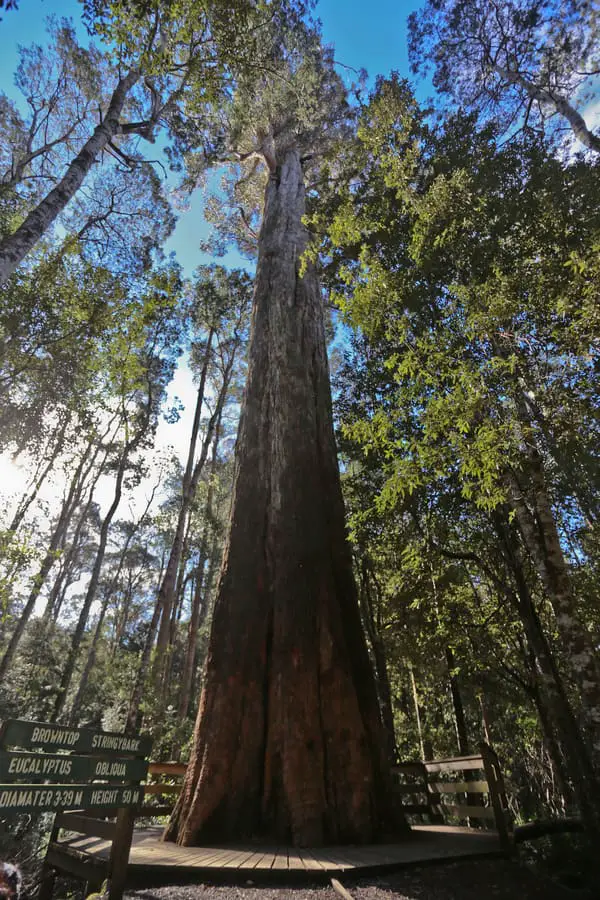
[123, 859, 593, 900]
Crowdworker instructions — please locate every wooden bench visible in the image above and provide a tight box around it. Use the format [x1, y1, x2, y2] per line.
[392, 742, 513, 851]
[0, 718, 151, 900]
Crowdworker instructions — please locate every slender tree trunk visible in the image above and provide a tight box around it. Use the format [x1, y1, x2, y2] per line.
[445, 647, 470, 756]
[67, 592, 110, 725]
[0, 71, 139, 283]
[409, 664, 426, 761]
[153, 329, 215, 671]
[506, 460, 600, 754]
[492, 63, 600, 154]
[359, 558, 397, 763]
[0, 445, 89, 680]
[495, 515, 600, 835]
[127, 593, 162, 732]
[52, 420, 141, 722]
[8, 413, 71, 535]
[165, 145, 402, 847]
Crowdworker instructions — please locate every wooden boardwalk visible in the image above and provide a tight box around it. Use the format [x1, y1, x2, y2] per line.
[62, 824, 506, 885]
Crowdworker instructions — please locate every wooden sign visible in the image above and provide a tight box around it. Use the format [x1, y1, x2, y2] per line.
[0, 783, 144, 814]
[0, 720, 152, 757]
[0, 751, 148, 783]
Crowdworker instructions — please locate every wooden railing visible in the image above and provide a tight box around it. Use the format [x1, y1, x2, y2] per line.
[139, 761, 187, 818]
[139, 745, 513, 853]
[392, 742, 513, 851]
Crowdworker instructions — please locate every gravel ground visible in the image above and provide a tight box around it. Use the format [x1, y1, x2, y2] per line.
[123, 859, 593, 900]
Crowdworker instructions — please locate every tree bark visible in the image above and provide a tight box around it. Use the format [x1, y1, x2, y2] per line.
[0, 442, 90, 681]
[506, 457, 600, 756]
[494, 514, 600, 836]
[52, 406, 148, 722]
[0, 70, 139, 283]
[165, 145, 403, 847]
[153, 328, 215, 673]
[359, 558, 398, 764]
[492, 63, 600, 155]
[178, 417, 222, 722]
[445, 646, 470, 756]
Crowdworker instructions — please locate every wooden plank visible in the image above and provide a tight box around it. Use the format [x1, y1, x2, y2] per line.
[286, 847, 305, 871]
[400, 804, 430, 814]
[392, 763, 427, 776]
[296, 849, 324, 871]
[430, 781, 488, 794]
[441, 803, 496, 819]
[139, 804, 174, 817]
[108, 806, 136, 900]
[0, 783, 143, 814]
[45, 845, 105, 881]
[393, 785, 428, 796]
[254, 848, 281, 869]
[424, 758, 484, 774]
[305, 849, 346, 871]
[55, 813, 116, 840]
[0, 720, 151, 757]
[270, 849, 289, 870]
[220, 848, 264, 869]
[202, 847, 251, 868]
[0, 750, 148, 783]
[147, 763, 187, 776]
[331, 877, 355, 900]
[143, 782, 181, 795]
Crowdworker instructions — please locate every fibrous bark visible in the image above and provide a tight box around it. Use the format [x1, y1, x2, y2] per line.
[165, 145, 403, 847]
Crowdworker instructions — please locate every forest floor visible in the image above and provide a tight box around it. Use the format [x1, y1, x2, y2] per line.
[123, 858, 594, 900]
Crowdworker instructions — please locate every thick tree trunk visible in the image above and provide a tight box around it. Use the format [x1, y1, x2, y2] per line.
[165, 146, 403, 847]
[0, 70, 139, 283]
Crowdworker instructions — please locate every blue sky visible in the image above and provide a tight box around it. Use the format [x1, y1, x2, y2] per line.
[0, 0, 425, 276]
[0, 0, 427, 503]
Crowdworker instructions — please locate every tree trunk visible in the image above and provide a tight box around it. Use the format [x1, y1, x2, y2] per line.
[67, 592, 110, 725]
[506, 459, 600, 755]
[359, 558, 397, 763]
[8, 413, 71, 535]
[164, 145, 403, 847]
[0, 70, 139, 283]
[0, 444, 89, 681]
[52, 421, 139, 722]
[153, 328, 215, 672]
[409, 664, 426, 761]
[495, 514, 600, 835]
[445, 647, 470, 756]
[177, 415, 223, 722]
[492, 63, 600, 155]
[127, 592, 162, 732]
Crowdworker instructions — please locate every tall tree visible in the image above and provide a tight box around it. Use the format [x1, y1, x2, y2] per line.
[312, 75, 600, 832]
[0, 1, 261, 282]
[165, 19, 402, 847]
[408, 0, 600, 153]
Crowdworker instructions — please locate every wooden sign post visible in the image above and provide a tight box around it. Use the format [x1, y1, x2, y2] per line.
[0, 718, 151, 900]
